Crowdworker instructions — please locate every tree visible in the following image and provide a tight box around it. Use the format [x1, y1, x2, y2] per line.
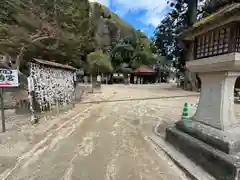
[87, 51, 113, 75]
[0, 0, 91, 72]
[110, 43, 134, 84]
[153, 0, 200, 90]
[1, 0, 158, 88]
[0, 0, 65, 77]
[184, 0, 198, 91]
[111, 43, 134, 67]
[87, 51, 113, 88]
[153, 0, 239, 90]
[203, 0, 235, 15]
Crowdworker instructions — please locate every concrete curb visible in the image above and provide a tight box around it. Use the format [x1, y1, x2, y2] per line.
[151, 123, 216, 180]
[154, 121, 162, 137]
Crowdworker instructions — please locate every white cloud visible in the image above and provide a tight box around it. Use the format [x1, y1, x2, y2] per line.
[89, 0, 168, 27]
[113, 0, 168, 27]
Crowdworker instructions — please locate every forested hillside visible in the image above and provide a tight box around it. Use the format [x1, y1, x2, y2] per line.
[0, 0, 160, 76]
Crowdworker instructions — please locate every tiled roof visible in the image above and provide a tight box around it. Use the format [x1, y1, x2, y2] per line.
[32, 58, 76, 71]
[134, 66, 155, 73]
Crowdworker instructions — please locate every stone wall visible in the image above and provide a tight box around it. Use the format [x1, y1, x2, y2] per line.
[29, 62, 75, 107]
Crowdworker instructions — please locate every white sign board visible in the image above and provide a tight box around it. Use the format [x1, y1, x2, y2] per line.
[73, 72, 77, 81]
[27, 76, 34, 92]
[97, 75, 101, 82]
[0, 69, 19, 87]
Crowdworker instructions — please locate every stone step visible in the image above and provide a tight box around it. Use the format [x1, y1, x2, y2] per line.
[176, 120, 240, 154]
[149, 134, 216, 180]
[166, 127, 240, 180]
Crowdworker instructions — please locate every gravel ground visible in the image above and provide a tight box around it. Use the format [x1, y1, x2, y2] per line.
[0, 84, 237, 180]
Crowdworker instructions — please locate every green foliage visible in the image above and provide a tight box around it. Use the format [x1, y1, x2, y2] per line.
[0, 0, 90, 70]
[152, 0, 198, 72]
[203, 0, 234, 15]
[110, 27, 159, 71]
[153, 0, 232, 73]
[112, 43, 134, 57]
[110, 42, 133, 66]
[0, 0, 157, 75]
[87, 51, 113, 74]
[131, 52, 154, 68]
[88, 2, 158, 73]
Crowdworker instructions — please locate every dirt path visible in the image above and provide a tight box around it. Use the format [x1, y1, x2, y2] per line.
[1, 85, 198, 180]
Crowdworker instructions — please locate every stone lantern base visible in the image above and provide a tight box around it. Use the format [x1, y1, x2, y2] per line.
[166, 121, 240, 180]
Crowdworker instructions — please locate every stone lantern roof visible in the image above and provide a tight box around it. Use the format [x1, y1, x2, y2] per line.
[178, 3, 240, 41]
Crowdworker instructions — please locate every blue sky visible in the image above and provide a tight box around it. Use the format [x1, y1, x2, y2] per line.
[89, 0, 169, 38]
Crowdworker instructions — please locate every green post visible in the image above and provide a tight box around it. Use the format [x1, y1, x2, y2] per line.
[181, 102, 189, 120]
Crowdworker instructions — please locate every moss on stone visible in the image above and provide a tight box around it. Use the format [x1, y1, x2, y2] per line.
[194, 11, 218, 27]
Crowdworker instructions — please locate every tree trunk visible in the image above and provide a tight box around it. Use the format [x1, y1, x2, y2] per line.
[187, 0, 197, 26]
[91, 75, 97, 92]
[184, 56, 197, 91]
[123, 73, 128, 85]
[189, 71, 197, 91]
[130, 74, 134, 84]
[184, 0, 198, 91]
[184, 70, 188, 89]
[196, 73, 201, 91]
[109, 74, 113, 84]
[16, 47, 25, 70]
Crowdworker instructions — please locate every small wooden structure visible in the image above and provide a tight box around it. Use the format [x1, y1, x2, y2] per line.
[28, 59, 76, 113]
[132, 66, 156, 84]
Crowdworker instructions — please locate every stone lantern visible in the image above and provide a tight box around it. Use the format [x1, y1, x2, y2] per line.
[165, 3, 240, 180]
